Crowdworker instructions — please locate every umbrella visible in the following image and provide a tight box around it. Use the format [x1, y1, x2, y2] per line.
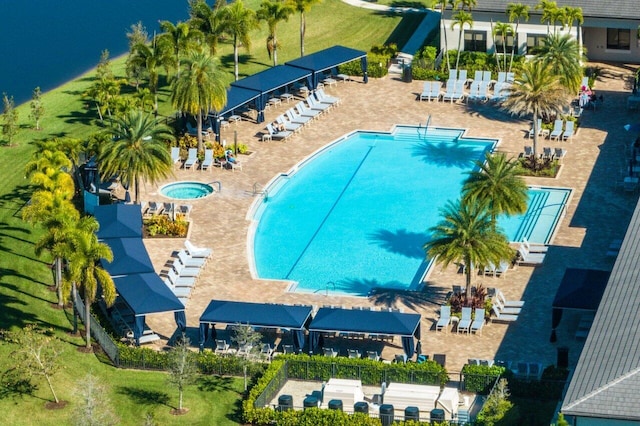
[624, 123, 640, 132]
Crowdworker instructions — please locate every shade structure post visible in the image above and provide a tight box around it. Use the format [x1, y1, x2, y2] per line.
[174, 311, 187, 335]
[213, 114, 221, 142]
[134, 315, 145, 346]
[401, 336, 415, 359]
[309, 331, 320, 354]
[361, 56, 369, 83]
[199, 322, 209, 351]
[550, 308, 563, 342]
[293, 329, 306, 353]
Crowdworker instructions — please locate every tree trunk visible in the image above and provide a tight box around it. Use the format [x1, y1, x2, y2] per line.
[509, 21, 519, 72]
[455, 27, 463, 71]
[300, 13, 305, 57]
[532, 110, 539, 158]
[179, 389, 183, 410]
[55, 257, 64, 308]
[273, 33, 278, 66]
[464, 256, 472, 301]
[84, 295, 92, 349]
[134, 177, 140, 205]
[94, 101, 104, 122]
[72, 283, 78, 334]
[234, 36, 239, 81]
[577, 24, 583, 66]
[45, 372, 59, 404]
[441, 4, 450, 71]
[196, 112, 204, 152]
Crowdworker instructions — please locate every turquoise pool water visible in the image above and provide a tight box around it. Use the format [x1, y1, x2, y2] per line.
[252, 126, 569, 296]
[160, 182, 214, 200]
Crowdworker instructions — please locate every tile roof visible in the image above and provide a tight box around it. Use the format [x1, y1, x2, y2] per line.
[468, 0, 640, 21]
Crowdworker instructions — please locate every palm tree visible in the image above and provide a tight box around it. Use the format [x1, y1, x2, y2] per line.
[562, 6, 584, 63]
[451, 10, 473, 71]
[535, 0, 557, 35]
[171, 48, 227, 152]
[189, 0, 225, 55]
[424, 200, 513, 300]
[158, 20, 204, 78]
[287, 0, 322, 57]
[220, 0, 259, 81]
[462, 152, 529, 227]
[493, 22, 513, 72]
[506, 3, 529, 72]
[24, 149, 74, 196]
[537, 33, 583, 94]
[127, 37, 176, 112]
[99, 111, 175, 204]
[502, 60, 568, 158]
[550, 6, 565, 35]
[257, 0, 294, 66]
[437, 0, 452, 70]
[66, 223, 116, 350]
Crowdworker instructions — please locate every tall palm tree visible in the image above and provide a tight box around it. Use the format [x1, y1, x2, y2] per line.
[436, 0, 452, 70]
[550, 6, 565, 35]
[424, 200, 513, 300]
[535, 0, 557, 35]
[562, 6, 584, 63]
[287, 0, 322, 57]
[158, 20, 204, 78]
[99, 111, 175, 204]
[502, 60, 568, 158]
[171, 48, 227, 152]
[189, 0, 225, 55]
[493, 22, 513, 72]
[66, 222, 116, 350]
[462, 152, 529, 227]
[506, 2, 529, 72]
[257, 0, 294, 66]
[537, 33, 583, 94]
[451, 10, 473, 71]
[127, 38, 176, 112]
[220, 0, 259, 81]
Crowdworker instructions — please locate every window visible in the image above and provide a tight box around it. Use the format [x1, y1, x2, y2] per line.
[526, 34, 546, 55]
[495, 35, 516, 54]
[464, 30, 487, 52]
[607, 28, 630, 50]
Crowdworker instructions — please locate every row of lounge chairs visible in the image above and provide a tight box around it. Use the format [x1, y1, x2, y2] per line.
[162, 241, 212, 305]
[491, 290, 524, 323]
[516, 240, 547, 265]
[522, 145, 567, 162]
[174, 147, 241, 171]
[142, 201, 193, 219]
[529, 119, 574, 141]
[263, 89, 340, 141]
[435, 306, 485, 334]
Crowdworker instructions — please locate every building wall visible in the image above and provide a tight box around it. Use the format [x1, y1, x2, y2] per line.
[575, 416, 640, 426]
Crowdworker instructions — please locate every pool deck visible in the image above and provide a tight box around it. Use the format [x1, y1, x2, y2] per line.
[139, 63, 638, 376]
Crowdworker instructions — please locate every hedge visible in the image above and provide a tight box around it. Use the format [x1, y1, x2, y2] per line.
[461, 364, 506, 394]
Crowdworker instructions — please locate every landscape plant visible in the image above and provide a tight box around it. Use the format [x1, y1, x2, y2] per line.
[29, 87, 45, 130]
[2, 92, 19, 145]
[167, 337, 198, 414]
[72, 372, 119, 426]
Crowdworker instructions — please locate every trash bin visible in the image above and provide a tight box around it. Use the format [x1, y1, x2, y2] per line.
[430, 408, 445, 423]
[328, 399, 343, 411]
[303, 395, 318, 410]
[557, 346, 569, 368]
[405, 406, 420, 421]
[380, 404, 394, 426]
[354, 401, 369, 414]
[277, 394, 293, 411]
[403, 65, 413, 83]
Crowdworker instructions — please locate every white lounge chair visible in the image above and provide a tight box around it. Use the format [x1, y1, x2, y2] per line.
[185, 240, 212, 259]
[200, 149, 214, 170]
[484, 260, 509, 277]
[491, 305, 519, 322]
[428, 81, 442, 100]
[347, 349, 361, 359]
[147, 201, 163, 215]
[323, 347, 338, 357]
[554, 147, 567, 162]
[171, 147, 181, 166]
[184, 148, 198, 169]
[469, 81, 489, 102]
[295, 101, 320, 120]
[529, 119, 543, 139]
[237, 342, 253, 357]
[167, 268, 196, 288]
[261, 343, 274, 359]
[448, 68, 458, 81]
[306, 95, 331, 113]
[172, 259, 200, 278]
[177, 204, 192, 219]
[482, 71, 492, 85]
[435, 305, 451, 332]
[266, 122, 293, 140]
[471, 308, 485, 334]
[497, 72, 507, 84]
[177, 249, 206, 268]
[493, 297, 521, 315]
[458, 69, 468, 84]
[517, 246, 546, 265]
[473, 70, 483, 82]
[442, 80, 465, 103]
[215, 339, 230, 354]
[542, 147, 553, 160]
[286, 108, 312, 127]
[457, 307, 472, 334]
[522, 238, 548, 253]
[506, 72, 515, 83]
[496, 290, 525, 308]
[549, 120, 564, 140]
[164, 280, 191, 298]
[367, 351, 380, 361]
[315, 88, 340, 105]
[276, 114, 302, 133]
[420, 81, 432, 101]
[562, 121, 575, 140]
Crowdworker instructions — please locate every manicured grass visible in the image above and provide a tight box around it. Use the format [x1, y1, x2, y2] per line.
[0, 1, 407, 424]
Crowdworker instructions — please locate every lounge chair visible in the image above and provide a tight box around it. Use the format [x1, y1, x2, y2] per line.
[435, 305, 451, 332]
[286, 108, 312, 127]
[441, 80, 465, 103]
[225, 152, 243, 172]
[492, 82, 510, 102]
[215, 339, 230, 354]
[201, 149, 214, 170]
[458, 69, 468, 83]
[484, 260, 509, 277]
[528, 362, 543, 379]
[469, 81, 489, 102]
[482, 70, 492, 85]
[497, 72, 507, 84]
[266, 122, 293, 141]
[167, 268, 196, 288]
[549, 120, 564, 140]
[522, 238, 548, 253]
[542, 147, 553, 160]
[493, 297, 521, 315]
[306, 95, 331, 113]
[554, 147, 567, 162]
[506, 72, 515, 83]
[323, 347, 338, 357]
[523, 145, 534, 158]
[428, 81, 442, 100]
[172, 259, 200, 278]
[237, 342, 253, 357]
[177, 204, 192, 219]
[147, 201, 163, 215]
[517, 246, 546, 265]
[177, 249, 206, 268]
[448, 68, 458, 81]
[347, 349, 361, 359]
[184, 148, 198, 169]
[171, 147, 181, 166]
[162, 202, 175, 217]
[496, 290, 525, 308]
[420, 81, 432, 101]
[283, 344, 296, 354]
[580, 76, 589, 89]
[529, 119, 543, 138]
[261, 343, 274, 359]
[164, 280, 191, 298]
[367, 351, 380, 361]
[471, 308, 485, 334]
[473, 70, 483, 82]
[276, 114, 303, 133]
[185, 240, 212, 258]
[562, 121, 575, 140]
[491, 305, 519, 322]
[295, 101, 320, 120]
[457, 307, 472, 334]
[315, 88, 340, 105]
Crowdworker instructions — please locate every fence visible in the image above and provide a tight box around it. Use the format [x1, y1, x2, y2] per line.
[254, 361, 289, 409]
[72, 288, 120, 365]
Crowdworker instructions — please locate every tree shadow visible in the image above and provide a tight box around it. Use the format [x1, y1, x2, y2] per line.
[117, 386, 171, 408]
[196, 375, 239, 394]
[411, 140, 478, 168]
[0, 292, 49, 330]
[56, 108, 98, 126]
[389, 1, 429, 8]
[368, 286, 443, 311]
[368, 228, 428, 259]
[0, 369, 38, 401]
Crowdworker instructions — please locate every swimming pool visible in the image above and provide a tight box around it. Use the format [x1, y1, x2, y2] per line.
[160, 182, 214, 199]
[250, 126, 570, 296]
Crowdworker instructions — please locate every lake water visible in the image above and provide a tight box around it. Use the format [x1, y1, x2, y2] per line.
[0, 0, 188, 105]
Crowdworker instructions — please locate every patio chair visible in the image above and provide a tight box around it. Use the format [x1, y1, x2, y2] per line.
[516, 246, 546, 265]
[484, 260, 509, 277]
[515, 362, 529, 378]
[201, 149, 214, 170]
[480, 359, 494, 367]
[542, 147, 553, 160]
[367, 351, 380, 361]
[433, 353, 446, 367]
[177, 249, 206, 268]
[184, 148, 198, 169]
[283, 344, 296, 354]
[420, 81, 432, 101]
[167, 268, 196, 288]
[448, 68, 458, 81]
[261, 343, 274, 359]
[315, 88, 340, 106]
[562, 120, 575, 140]
[172, 259, 200, 278]
[496, 290, 525, 308]
[435, 305, 451, 332]
[473, 70, 483, 82]
[491, 305, 519, 322]
[237, 342, 253, 357]
[215, 339, 230, 354]
[441, 80, 465, 103]
[428, 81, 442, 100]
[295, 101, 320, 120]
[147, 201, 163, 215]
[276, 114, 303, 133]
[554, 147, 567, 162]
[471, 308, 485, 334]
[185, 240, 212, 259]
[493, 298, 521, 315]
[171, 146, 181, 166]
[306, 95, 331, 113]
[457, 307, 472, 334]
[266, 122, 293, 141]
[286, 108, 312, 127]
[529, 119, 543, 138]
[323, 347, 338, 357]
[506, 72, 515, 83]
[468, 358, 480, 366]
[162, 202, 175, 217]
[165, 281, 191, 299]
[458, 69, 468, 84]
[528, 362, 543, 379]
[347, 349, 361, 359]
[177, 204, 192, 219]
[522, 238, 548, 253]
[497, 72, 506, 84]
[549, 120, 564, 140]
[482, 71, 492, 85]
[523, 145, 534, 158]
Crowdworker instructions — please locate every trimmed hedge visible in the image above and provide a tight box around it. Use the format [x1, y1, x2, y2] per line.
[461, 364, 506, 394]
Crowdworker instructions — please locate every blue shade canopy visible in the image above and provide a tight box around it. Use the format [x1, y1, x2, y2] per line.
[553, 268, 610, 311]
[199, 300, 313, 330]
[101, 238, 154, 277]
[309, 307, 421, 337]
[231, 65, 312, 94]
[95, 204, 143, 239]
[213, 86, 262, 117]
[113, 273, 184, 315]
[286, 45, 367, 88]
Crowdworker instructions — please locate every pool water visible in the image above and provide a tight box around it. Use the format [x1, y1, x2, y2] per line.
[252, 126, 569, 296]
[160, 182, 214, 200]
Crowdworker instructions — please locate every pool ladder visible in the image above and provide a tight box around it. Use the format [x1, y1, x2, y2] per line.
[419, 115, 432, 138]
[209, 181, 222, 193]
[253, 182, 268, 199]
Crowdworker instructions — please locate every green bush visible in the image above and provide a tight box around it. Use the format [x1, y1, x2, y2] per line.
[243, 358, 286, 424]
[461, 364, 506, 394]
[475, 379, 515, 426]
[143, 215, 188, 237]
[337, 52, 389, 79]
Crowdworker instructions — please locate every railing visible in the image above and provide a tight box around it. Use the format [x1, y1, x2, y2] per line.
[73, 288, 119, 365]
[254, 361, 289, 408]
[209, 180, 222, 193]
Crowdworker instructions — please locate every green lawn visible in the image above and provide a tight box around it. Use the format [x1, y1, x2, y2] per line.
[0, 1, 407, 423]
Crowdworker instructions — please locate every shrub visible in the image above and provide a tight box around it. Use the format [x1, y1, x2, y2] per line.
[461, 364, 506, 394]
[143, 215, 188, 237]
[475, 378, 515, 426]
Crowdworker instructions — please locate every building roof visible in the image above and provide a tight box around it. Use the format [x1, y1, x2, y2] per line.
[562, 203, 640, 420]
[468, 0, 640, 21]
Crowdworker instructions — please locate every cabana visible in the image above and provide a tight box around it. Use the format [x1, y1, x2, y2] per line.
[286, 45, 368, 89]
[308, 307, 421, 359]
[100, 237, 154, 277]
[231, 65, 312, 123]
[209, 86, 262, 140]
[112, 273, 186, 345]
[550, 268, 610, 342]
[94, 204, 143, 240]
[198, 300, 313, 351]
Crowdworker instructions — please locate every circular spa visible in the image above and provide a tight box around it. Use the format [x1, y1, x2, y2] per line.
[251, 126, 571, 296]
[160, 181, 214, 200]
